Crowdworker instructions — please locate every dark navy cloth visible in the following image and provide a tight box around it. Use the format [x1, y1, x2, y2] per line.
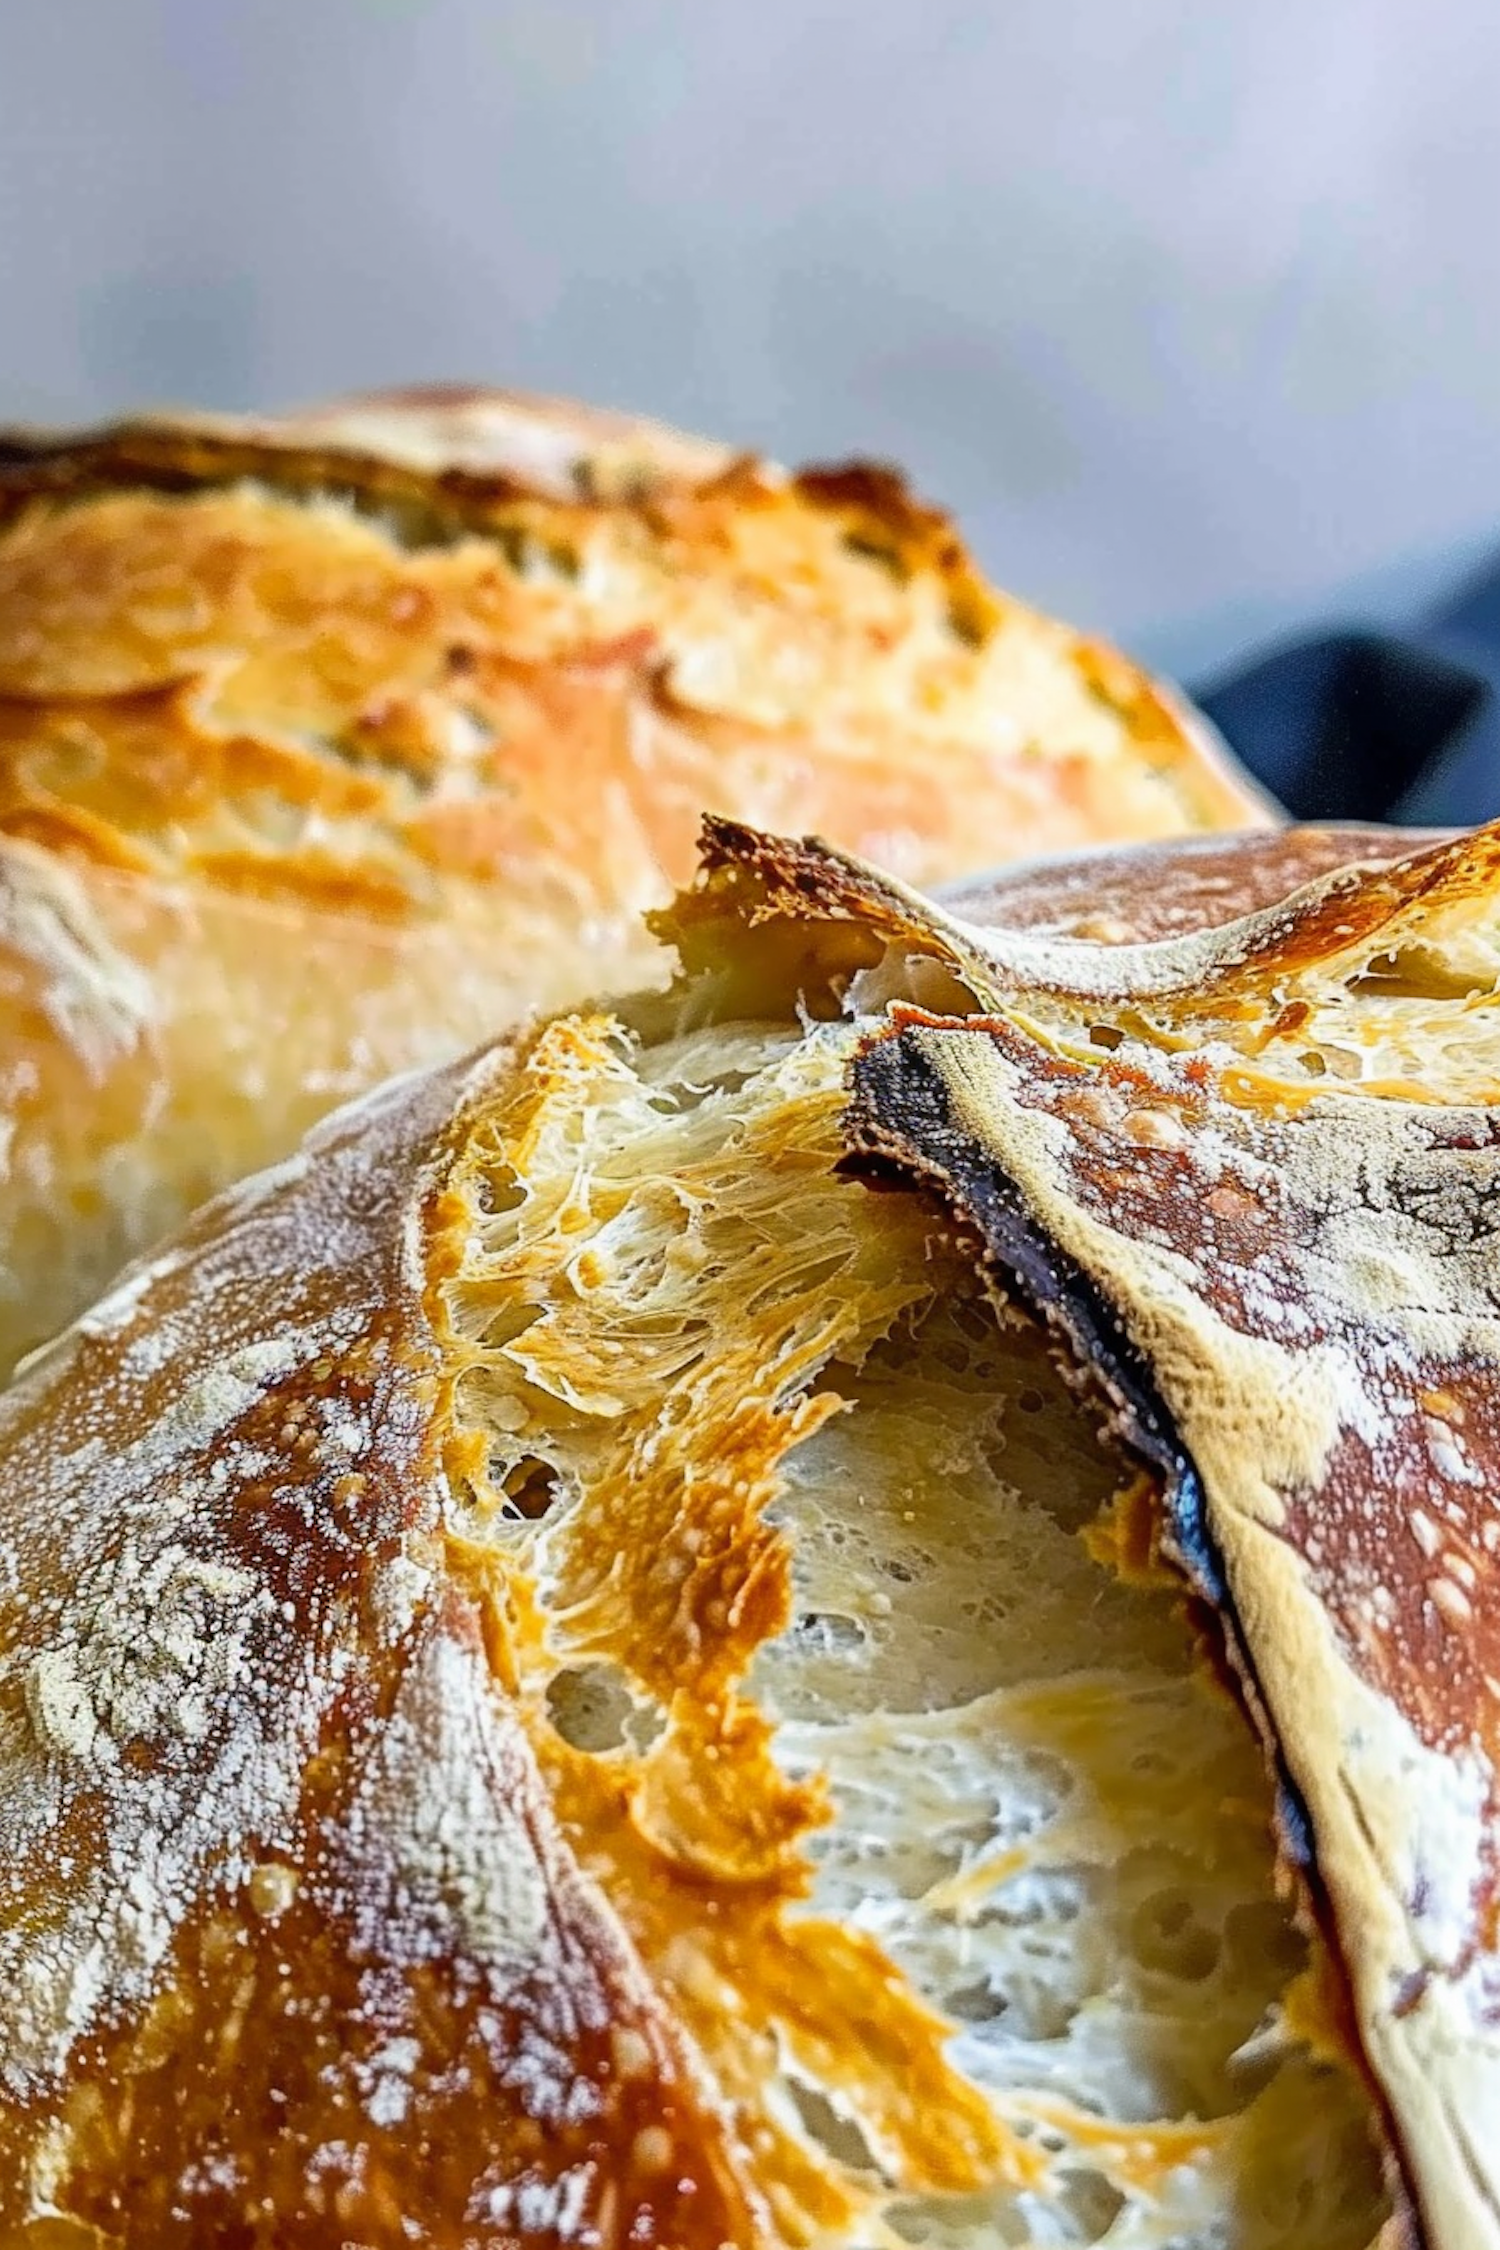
[1192, 553, 1500, 827]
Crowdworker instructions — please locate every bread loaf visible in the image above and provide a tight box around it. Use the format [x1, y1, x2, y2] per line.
[9, 810, 1496, 2246]
[0, 388, 1266, 1379]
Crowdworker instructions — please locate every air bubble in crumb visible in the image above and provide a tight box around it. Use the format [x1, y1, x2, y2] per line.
[545, 1663, 663, 1756]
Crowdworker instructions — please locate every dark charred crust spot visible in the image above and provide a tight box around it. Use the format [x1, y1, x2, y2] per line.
[840, 529, 912, 579]
[794, 461, 936, 539]
[846, 1032, 1211, 1555]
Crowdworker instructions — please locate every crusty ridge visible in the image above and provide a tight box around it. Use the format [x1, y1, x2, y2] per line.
[0, 384, 737, 506]
[828, 817, 1500, 2250]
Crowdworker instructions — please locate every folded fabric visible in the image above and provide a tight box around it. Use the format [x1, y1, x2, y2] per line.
[1194, 551, 1500, 825]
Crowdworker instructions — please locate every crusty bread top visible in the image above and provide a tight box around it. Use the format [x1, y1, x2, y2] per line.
[0, 384, 1268, 900]
[0, 384, 1270, 1382]
[943, 823, 1450, 943]
[0, 384, 738, 502]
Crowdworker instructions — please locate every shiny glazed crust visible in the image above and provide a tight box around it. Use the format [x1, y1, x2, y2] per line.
[0, 387, 1269, 1380]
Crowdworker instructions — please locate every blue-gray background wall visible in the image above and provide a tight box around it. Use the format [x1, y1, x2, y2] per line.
[4, 0, 1499, 670]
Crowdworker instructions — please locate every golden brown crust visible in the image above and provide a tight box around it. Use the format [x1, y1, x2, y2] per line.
[822, 819, 1500, 2250]
[1, 811, 1478, 2243]
[0, 395, 1267, 856]
[0, 389, 1268, 1380]
[0, 384, 735, 514]
[0, 1049, 761, 2243]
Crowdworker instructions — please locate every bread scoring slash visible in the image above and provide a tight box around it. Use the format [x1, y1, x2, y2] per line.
[0, 387, 1267, 1383]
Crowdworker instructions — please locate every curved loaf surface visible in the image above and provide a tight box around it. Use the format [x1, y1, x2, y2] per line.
[0, 387, 1265, 1380]
[9, 815, 1496, 2242]
[835, 817, 1500, 2250]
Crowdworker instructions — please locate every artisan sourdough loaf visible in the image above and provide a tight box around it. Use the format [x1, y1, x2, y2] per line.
[0, 388, 1265, 1378]
[8, 812, 1499, 2246]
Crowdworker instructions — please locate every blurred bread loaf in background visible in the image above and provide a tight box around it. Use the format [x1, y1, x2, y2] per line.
[0, 386, 1267, 1378]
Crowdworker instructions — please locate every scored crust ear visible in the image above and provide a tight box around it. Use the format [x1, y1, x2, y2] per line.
[841, 816, 1500, 2250]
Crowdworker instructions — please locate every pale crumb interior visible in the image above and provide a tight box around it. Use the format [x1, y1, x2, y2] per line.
[759, 1294, 1386, 2249]
[444, 1008, 1391, 2250]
